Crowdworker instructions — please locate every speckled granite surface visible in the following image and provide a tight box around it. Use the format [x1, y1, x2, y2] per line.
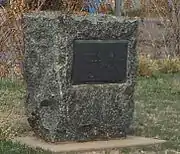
[22, 11, 139, 142]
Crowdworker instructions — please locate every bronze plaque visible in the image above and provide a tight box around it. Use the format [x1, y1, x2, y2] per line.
[72, 40, 128, 85]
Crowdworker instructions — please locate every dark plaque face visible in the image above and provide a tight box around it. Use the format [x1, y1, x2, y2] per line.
[72, 40, 128, 85]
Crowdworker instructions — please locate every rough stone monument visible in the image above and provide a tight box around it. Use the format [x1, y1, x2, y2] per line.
[22, 11, 139, 142]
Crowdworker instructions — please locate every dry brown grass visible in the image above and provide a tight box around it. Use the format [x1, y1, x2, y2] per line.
[138, 55, 180, 77]
[0, 1, 25, 79]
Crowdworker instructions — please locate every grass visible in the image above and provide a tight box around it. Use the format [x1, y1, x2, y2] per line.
[0, 73, 180, 153]
[134, 73, 180, 152]
[0, 140, 45, 154]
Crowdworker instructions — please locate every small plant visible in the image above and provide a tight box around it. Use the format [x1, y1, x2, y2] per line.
[138, 55, 154, 77]
[138, 55, 180, 77]
[157, 57, 180, 74]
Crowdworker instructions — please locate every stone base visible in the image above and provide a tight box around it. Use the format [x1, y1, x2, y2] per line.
[13, 135, 166, 153]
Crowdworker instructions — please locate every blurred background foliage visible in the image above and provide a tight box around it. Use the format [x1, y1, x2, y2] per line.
[0, 0, 180, 79]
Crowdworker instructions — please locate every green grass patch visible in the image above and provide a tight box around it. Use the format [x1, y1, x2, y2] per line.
[0, 140, 51, 154]
[0, 78, 25, 111]
[0, 79, 24, 91]
[134, 73, 180, 151]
